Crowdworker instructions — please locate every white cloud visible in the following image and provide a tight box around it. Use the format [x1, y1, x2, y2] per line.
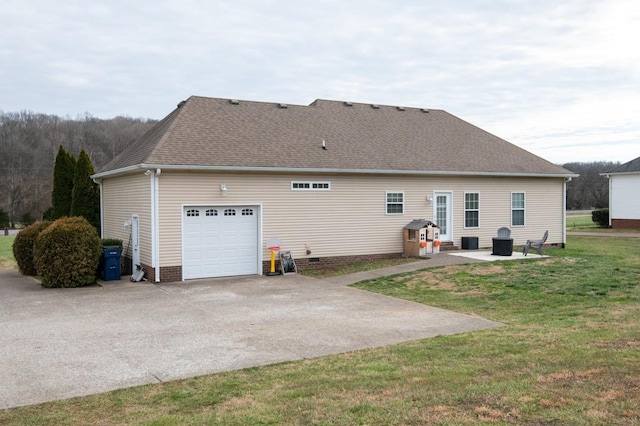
[1, 0, 638, 162]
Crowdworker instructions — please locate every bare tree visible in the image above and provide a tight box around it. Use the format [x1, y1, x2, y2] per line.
[0, 110, 156, 225]
[563, 162, 619, 210]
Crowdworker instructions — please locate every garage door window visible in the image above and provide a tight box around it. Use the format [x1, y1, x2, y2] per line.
[224, 209, 236, 216]
[186, 209, 199, 217]
[206, 209, 218, 216]
[242, 208, 254, 216]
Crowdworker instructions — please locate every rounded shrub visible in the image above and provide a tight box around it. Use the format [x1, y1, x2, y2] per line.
[34, 216, 101, 288]
[592, 209, 610, 228]
[12, 221, 53, 276]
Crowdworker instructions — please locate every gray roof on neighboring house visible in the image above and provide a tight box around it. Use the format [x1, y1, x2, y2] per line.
[97, 96, 574, 177]
[606, 156, 640, 174]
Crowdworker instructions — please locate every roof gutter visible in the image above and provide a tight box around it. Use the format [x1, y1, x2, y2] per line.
[600, 171, 639, 177]
[93, 164, 578, 179]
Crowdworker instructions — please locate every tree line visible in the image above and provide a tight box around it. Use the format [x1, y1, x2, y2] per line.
[0, 109, 619, 226]
[562, 161, 619, 210]
[0, 111, 156, 227]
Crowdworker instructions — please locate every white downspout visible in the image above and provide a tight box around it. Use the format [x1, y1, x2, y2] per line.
[563, 177, 571, 248]
[605, 174, 612, 227]
[153, 168, 161, 282]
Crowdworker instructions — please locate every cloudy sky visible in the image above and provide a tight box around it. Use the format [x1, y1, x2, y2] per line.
[1, 0, 638, 164]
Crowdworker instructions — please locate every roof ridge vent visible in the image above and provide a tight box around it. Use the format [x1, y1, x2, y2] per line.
[396, 106, 405, 111]
[371, 104, 380, 109]
[229, 99, 239, 105]
[421, 108, 429, 113]
[278, 103, 288, 109]
[344, 101, 353, 107]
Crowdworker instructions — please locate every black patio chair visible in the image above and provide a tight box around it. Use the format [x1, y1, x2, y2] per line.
[523, 230, 548, 256]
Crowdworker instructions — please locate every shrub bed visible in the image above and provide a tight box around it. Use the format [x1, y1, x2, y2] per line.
[34, 217, 101, 288]
[12, 221, 53, 275]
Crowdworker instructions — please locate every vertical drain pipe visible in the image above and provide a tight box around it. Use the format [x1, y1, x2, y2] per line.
[152, 169, 161, 282]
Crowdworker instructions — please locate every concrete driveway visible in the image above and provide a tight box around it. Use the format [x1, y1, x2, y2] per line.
[0, 268, 501, 409]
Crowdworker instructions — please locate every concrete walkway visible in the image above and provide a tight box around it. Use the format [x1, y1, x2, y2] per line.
[0, 254, 502, 409]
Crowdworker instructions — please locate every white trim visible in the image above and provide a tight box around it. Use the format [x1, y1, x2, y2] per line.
[291, 181, 331, 190]
[180, 203, 263, 281]
[93, 163, 578, 179]
[385, 191, 405, 215]
[600, 170, 640, 177]
[511, 191, 526, 227]
[463, 191, 480, 229]
[433, 191, 454, 241]
[151, 169, 161, 282]
[563, 179, 568, 245]
[608, 175, 613, 227]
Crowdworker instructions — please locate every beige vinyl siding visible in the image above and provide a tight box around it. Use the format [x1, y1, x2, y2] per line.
[101, 174, 152, 266]
[156, 171, 566, 266]
[449, 177, 564, 248]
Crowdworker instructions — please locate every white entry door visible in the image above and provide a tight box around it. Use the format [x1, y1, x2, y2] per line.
[183, 206, 259, 279]
[434, 192, 453, 241]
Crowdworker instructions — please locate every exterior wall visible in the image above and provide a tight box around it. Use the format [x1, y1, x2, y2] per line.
[610, 174, 640, 222]
[611, 219, 640, 229]
[155, 171, 566, 273]
[101, 173, 153, 273]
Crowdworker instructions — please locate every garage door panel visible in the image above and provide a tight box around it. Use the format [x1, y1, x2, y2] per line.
[183, 206, 259, 279]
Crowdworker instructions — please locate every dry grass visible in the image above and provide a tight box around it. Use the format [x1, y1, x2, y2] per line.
[1, 236, 639, 425]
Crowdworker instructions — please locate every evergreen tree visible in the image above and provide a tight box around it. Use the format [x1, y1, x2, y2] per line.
[51, 146, 76, 219]
[70, 150, 100, 230]
[0, 207, 10, 228]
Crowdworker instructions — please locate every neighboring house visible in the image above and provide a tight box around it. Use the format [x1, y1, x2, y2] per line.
[602, 156, 640, 229]
[93, 96, 576, 283]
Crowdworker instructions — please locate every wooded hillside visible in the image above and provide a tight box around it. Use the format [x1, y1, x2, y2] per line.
[0, 111, 156, 226]
[0, 109, 619, 226]
[562, 161, 619, 210]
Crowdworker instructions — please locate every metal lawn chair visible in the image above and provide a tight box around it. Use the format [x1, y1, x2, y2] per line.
[523, 230, 548, 256]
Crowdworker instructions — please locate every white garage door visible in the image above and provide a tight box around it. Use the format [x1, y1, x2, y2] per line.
[183, 206, 259, 279]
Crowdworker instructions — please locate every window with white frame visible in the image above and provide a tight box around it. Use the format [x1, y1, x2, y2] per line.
[464, 192, 479, 228]
[511, 192, 525, 226]
[386, 192, 404, 214]
[291, 181, 331, 190]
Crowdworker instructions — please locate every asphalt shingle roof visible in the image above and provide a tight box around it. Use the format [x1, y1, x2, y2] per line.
[99, 96, 573, 177]
[606, 156, 640, 174]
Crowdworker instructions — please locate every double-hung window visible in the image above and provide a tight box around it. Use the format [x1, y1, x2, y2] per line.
[386, 192, 404, 214]
[511, 192, 525, 226]
[464, 193, 479, 228]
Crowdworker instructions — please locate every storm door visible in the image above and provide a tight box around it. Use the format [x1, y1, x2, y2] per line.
[433, 192, 452, 241]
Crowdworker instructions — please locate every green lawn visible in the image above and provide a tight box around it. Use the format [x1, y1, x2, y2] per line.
[566, 213, 598, 230]
[1, 235, 638, 425]
[0, 235, 16, 269]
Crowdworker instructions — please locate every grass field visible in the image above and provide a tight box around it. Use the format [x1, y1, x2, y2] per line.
[566, 214, 597, 230]
[1, 235, 638, 425]
[0, 236, 16, 269]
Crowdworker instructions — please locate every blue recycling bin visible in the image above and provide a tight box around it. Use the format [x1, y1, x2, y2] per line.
[102, 246, 122, 281]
